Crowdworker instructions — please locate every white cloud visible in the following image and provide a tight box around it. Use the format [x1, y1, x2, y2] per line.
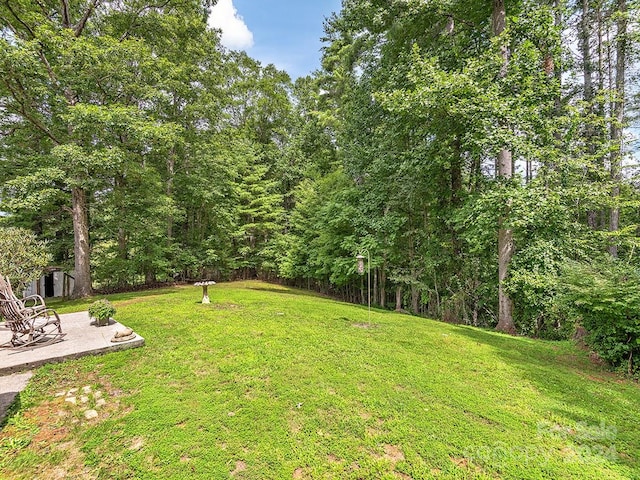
[208, 0, 254, 50]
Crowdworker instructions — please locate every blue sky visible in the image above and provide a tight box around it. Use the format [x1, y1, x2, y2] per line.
[208, 0, 342, 79]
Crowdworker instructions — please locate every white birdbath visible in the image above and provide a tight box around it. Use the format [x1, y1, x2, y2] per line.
[194, 281, 216, 304]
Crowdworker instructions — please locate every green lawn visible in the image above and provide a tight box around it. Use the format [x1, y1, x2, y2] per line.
[1, 281, 638, 479]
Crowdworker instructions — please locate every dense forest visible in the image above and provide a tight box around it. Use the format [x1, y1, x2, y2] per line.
[1, 1, 640, 362]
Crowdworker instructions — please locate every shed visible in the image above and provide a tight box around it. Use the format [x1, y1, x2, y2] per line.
[24, 267, 75, 299]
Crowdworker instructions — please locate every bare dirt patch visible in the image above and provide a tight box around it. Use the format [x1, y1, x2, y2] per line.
[128, 436, 145, 451]
[231, 460, 247, 476]
[383, 444, 405, 463]
[327, 453, 341, 463]
[0, 372, 129, 480]
[394, 472, 413, 479]
[451, 457, 470, 468]
[450, 456, 484, 474]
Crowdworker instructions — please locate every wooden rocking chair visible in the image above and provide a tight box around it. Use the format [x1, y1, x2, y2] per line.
[0, 274, 65, 348]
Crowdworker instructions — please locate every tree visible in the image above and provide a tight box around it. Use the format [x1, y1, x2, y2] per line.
[0, 1, 215, 295]
[561, 259, 640, 374]
[492, 0, 517, 335]
[0, 227, 51, 291]
[608, 0, 627, 258]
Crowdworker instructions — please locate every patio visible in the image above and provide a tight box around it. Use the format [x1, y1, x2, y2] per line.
[0, 311, 144, 422]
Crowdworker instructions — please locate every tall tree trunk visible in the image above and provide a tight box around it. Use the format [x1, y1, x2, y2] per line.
[380, 264, 386, 309]
[411, 282, 419, 314]
[581, 0, 600, 229]
[581, 0, 594, 123]
[451, 136, 463, 256]
[497, 213, 514, 332]
[395, 286, 403, 312]
[493, 0, 516, 335]
[609, 0, 626, 258]
[115, 174, 127, 263]
[167, 148, 176, 242]
[373, 267, 378, 307]
[596, 2, 609, 231]
[72, 186, 92, 298]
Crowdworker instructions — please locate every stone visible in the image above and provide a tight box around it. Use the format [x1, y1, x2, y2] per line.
[82, 386, 92, 394]
[80, 396, 89, 404]
[67, 388, 78, 395]
[129, 437, 145, 451]
[95, 398, 106, 408]
[65, 396, 77, 404]
[94, 391, 103, 399]
[55, 391, 66, 397]
[114, 328, 133, 338]
[111, 332, 135, 343]
[84, 409, 98, 420]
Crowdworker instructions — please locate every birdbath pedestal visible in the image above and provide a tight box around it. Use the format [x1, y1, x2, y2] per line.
[194, 281, 216, 304]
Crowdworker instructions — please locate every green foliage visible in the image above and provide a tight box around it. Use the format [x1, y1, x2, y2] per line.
[560, 259, 640, 375]
[87, 299, 116, 325]
[1, 0, 639, 340]
[0, 227, 51, 291]
[0, 1, 303, 288]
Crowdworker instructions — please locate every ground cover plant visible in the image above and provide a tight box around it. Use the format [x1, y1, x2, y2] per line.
[1, 281, 639, 479]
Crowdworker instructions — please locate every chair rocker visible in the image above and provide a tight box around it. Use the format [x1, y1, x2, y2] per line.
[0, 274, 65, 348]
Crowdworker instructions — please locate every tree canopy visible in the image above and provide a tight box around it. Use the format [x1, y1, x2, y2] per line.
[1, 0, 640, 367]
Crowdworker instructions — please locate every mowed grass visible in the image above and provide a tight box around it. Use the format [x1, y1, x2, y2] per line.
[1, 281, 639, 479]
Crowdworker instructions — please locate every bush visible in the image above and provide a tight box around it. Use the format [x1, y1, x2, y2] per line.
[559, 259, 640, 375]
[508, 240, 574, 339]
[88, 299, 116, 326]
[0, 227, 51, 291]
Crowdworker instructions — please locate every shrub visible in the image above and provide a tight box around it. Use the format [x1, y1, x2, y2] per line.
[559, 259, 640, 375]
[88, 299, 116, 326]
[0, 227, 51, 291]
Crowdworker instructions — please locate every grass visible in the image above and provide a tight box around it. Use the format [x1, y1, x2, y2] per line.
[1, 280, 639, 479]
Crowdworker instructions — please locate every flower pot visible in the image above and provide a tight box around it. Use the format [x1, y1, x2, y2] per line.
[95, 317, 110, 327]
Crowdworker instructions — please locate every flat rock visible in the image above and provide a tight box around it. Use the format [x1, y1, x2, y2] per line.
[84, 409, 98, 419]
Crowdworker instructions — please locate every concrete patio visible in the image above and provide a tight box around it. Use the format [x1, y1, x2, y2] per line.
[0, 311, 144, 422]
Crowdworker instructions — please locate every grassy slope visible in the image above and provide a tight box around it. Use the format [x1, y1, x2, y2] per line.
[1, 281, 638, 479]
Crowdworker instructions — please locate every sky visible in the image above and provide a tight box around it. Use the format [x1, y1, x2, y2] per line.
[208, 0, 343, 79]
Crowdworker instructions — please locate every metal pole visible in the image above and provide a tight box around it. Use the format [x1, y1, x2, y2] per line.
[367, 249, 371, 322]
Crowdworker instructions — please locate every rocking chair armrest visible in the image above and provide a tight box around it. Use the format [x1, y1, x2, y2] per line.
[22, 294, 46, 307]
[23, 293, 44, 301]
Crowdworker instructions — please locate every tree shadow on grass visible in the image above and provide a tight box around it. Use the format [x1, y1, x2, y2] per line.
[451, 325, 640, 472]
[245, 285, 324, 297]
[46, 286, 182, 311]
[451, 325, 639, 421]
